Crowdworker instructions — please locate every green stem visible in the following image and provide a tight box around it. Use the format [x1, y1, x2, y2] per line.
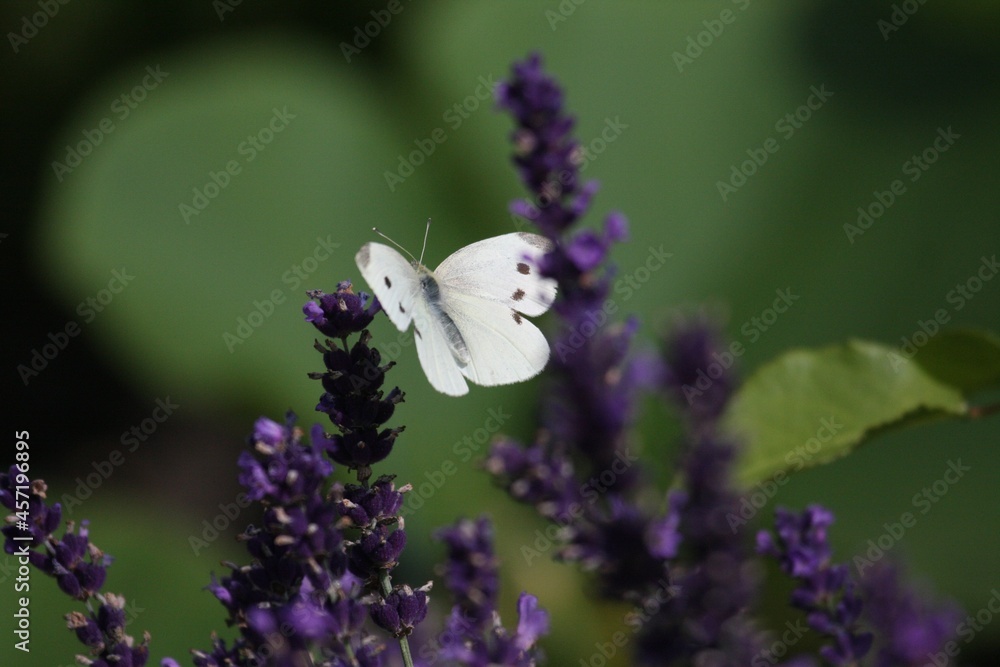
[379, 569, 414, 667]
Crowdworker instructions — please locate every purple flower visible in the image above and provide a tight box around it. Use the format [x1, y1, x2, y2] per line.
[0, 466, 149, 666]
[303, 280, 380, 340]
[661, 313, 737, 425]
[1, 465, 61, 552]
[435, 516, 549, 666]
[435, 516, 501, 631]
[759, 506, 874, 665]
[370, 583, 431, 637]
[188, 407, 412, 666]
[496, 53, 586, 239]
[634, 433, 761, 666]
[514, 593, 550, 651]
[859, 561, 962, 667]
[192, 409, 414, 665]
[338, 475, 407, 527]
[561, 497, 673, 599]
[488, 56, 648, 596]
[175, 284, 430, 667]
[647, 493, 683, 560]
[485, 436, 581, 523]
[307, 283, 405, 480]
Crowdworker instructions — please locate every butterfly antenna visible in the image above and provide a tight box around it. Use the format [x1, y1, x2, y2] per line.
[418, 218, 432, 266]
[372, 227, 419, 264]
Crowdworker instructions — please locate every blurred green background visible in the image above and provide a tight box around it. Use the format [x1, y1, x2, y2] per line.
[3, 1, 999, 665]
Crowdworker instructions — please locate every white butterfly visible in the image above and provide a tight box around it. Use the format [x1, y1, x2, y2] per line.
[355, 229, 557, 396]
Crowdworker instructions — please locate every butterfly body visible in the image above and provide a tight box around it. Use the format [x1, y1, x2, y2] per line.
[356, 232, 556, 396]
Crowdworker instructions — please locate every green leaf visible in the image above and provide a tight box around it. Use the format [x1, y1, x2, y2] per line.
[909, 328, 1000, 394]
[725, 339, 967, 487]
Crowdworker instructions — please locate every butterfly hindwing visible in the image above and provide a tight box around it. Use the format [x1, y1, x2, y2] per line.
[410, 297, 470, 396]
[441, 288, 551, 387]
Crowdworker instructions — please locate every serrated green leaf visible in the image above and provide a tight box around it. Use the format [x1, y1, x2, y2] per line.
[909, 328, 1000, 394]
[725, 339, 967, 487]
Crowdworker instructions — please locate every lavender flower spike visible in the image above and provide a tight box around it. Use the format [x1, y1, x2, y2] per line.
[758, 506, 874, 665]
[489, 55, 653, 602]
[306, 281, 403, 482]
[1, 465, 150, 666]
[435, 517, 550, 666]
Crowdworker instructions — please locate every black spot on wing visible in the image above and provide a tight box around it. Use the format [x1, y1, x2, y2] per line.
[516, 262, 530, 275]
[512, 311, 523, 325]
[414, 326, 421, 339]
[512, 288, 525, 301]
[399, 303, 406, 314]
[384, 276, 392, 288]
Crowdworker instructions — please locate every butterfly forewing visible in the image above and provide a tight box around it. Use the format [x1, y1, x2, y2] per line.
[434, 232, 557, 317]
[410, 296, 470, 396]
[355, 242, 418, 331]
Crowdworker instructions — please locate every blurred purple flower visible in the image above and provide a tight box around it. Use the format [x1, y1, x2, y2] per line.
[434, 516, 549, 666]
[758, 506, 874, 665]
[489, 53, 658, 607]
[860, 561, 963, 667]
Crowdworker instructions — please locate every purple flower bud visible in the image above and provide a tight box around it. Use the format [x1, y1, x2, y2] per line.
[370, 583, 430, 637]
[435, 517, 501, 630]
[759, 506, 873, 665]
[514, 592, 549, 650]
[303, 282, 380, 340]
[253, 416, 285, 446]
[566, 230, 607, 272]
